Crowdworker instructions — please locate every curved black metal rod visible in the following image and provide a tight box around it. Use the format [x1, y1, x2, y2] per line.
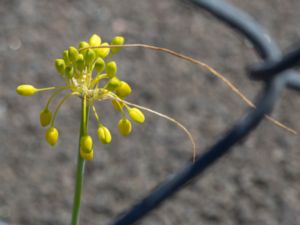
[286, 72, 300, 92]
[107, 1, 299, 225]
[191, 0, 300, 86]
[250, 45, 300, 78]
[191, 0, 281, 61]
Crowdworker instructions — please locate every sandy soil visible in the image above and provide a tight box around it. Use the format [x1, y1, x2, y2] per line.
[0, 0, 300, 225]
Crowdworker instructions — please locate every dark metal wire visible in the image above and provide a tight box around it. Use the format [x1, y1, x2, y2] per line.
[107, 0, 300, 224]
[250, 45, 300, 78]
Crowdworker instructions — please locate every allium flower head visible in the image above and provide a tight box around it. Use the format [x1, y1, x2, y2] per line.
[16, 34, 145, 160]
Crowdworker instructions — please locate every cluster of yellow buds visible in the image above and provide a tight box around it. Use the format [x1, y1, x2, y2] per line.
[16, 34, 145, 160]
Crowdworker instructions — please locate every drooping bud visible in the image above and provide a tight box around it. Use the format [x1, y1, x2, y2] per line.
[118, 118, 132, 136]
[106, 77, 121, 90]
[106, 61, 117, 78]
[80, 148, 94, 160]
[16, 84, 38, 96]
[89, 34, 101, 47]
[55, 59, 66, 75]
[75, 54, 85, 72]
[95, 42, 110, 58]
[80, 135, 93, 153]
[65, 65, 74, 78]
[45, 127, 59, 146]
[115, 81, 132, 97]
[97, 125, 112, 144]
[85, 49, 96, 66]
[94, 58, 105, 74]
[111, 100, 124, 111]
[40, 108, 52, 127]
[128, 108, 145, 123]
[68, 46, 79, 62]
[111, 36, 125, 55]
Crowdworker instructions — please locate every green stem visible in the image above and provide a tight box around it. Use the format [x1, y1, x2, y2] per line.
[71, 97, 89, 225]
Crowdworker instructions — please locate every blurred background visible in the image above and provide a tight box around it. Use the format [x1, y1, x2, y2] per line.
[0, 0, 300, 224]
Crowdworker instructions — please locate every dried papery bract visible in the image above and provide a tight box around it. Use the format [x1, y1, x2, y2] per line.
[85, 43, 297, 135]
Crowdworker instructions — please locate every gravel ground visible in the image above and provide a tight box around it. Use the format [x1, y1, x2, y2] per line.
[0, 0, 300, 225]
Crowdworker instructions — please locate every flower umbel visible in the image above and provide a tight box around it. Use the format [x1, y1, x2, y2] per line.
[16, 34, 145, 160]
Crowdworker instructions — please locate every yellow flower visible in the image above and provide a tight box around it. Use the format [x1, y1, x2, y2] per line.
[116, 81, 132, 97]
[111, 100, 124, 111]
[16, 34, 146, 160]
[16, 84, 38, 96]
[118, 118, 132, 136]
[97, 126, 112, 144]
[89, 34, 101, 47]
[128, 108, 145, 123]
[106, 61, 117, 78]
[40, 108, 52, 127]
[45, 127, 59, 146]
[80, 135, 93, 153]
[95, 42, 110, 58]
[111, 36, 125, 55]
[80, 148, 94, 160]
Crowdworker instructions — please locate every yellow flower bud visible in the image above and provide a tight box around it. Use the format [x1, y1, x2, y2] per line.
[45, 127, 59, 146]
[111, 100, 124, 111]
[118, 118, 132, 136]
[16, 84, 38, 96]
[80, 148, 94, 160]
[95, 42, 110, 58]
[94, 58, 105, 74]
[89, 34, 101, 46]
[80, 135, 93, 153]
[55, 59, 66, 75]
[106, 77, 121, 90]
[68, 46, 79, 62]
[79, 41, 89, 56]
[115, 81, 132, 97]
[106, 61, 117, 78]
[75, 54, 85, 72]
[65, 65, 74, 78]
[40, 108, 52, 127]
[62, 50, 70, 65]
[128, 108, 145, 123]
[79, 41, 89, 49]
[85, 49, 96, 65]
[97, 126, 112, 144]
[111, 36, 125, 55]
